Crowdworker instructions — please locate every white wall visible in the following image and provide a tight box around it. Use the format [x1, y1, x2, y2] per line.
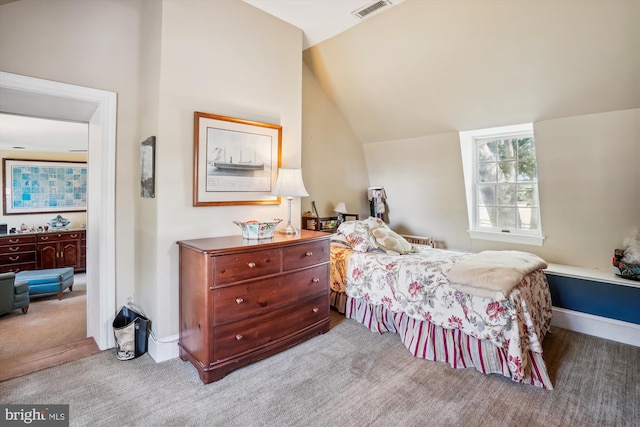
[1, 0, 305, 344]
[363, 132, 469, 248]
[302, 0, 640, 271]
[363, 109, 640, 270]
[301, 63, 370, 218]
[134, 0, 162, 341]
[0, 0, 141, 304]
[534, 109, 640, 269]
[0, 150, 88, 231]
[135, 0, 304, 339]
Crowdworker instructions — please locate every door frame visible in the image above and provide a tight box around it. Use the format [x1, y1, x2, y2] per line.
[0, 71, 117, 349]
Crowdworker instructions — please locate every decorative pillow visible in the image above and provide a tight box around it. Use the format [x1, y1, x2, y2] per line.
[337, 217, 389, 252]
[330, 233, 351, 248]
[371, 228, 414, 255]
[364, 216, 388, 230]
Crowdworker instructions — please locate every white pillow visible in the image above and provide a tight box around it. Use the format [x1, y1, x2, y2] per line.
[337, 217, 389, 252]
[371, 228, 414, 255]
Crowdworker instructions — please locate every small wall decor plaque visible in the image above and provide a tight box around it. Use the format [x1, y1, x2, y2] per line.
[141, 136, 156, 198]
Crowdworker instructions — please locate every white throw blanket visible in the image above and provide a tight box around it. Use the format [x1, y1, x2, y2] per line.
[444, 250, 548, 300]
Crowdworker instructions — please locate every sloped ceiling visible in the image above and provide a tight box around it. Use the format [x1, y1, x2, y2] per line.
[243, 0, 405, 50]
[2, 1, 637, 150]
[303, 0, 640, 144]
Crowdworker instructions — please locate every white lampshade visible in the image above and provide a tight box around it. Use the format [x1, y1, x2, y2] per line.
[334, 202, 347, 213]
[272, 168, 309, 197]
[272, 168, 308, 235]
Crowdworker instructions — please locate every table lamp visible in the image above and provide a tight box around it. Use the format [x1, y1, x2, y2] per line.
[272, 168, 309, 234]
[334, 201, 347, 224]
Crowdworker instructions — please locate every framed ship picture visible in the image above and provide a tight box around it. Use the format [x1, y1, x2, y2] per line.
[193, 112, 281, 206]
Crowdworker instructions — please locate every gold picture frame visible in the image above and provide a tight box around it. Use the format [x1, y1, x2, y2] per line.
[193, 112, 282, 206]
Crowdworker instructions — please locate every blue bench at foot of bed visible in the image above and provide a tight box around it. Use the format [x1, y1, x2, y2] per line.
[15, 267, 74, 300]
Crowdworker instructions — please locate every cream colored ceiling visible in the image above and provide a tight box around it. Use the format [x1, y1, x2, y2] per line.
[243, 0, 405, 49]
[0, 88, 94, 152]
[303, 0, 640, 144]
[2, 1, 637, 151]
[0, 113, 88, 152]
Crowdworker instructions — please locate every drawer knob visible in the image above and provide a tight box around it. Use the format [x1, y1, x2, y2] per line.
[9, 239, 19, 243]
[235, 297, 244, 304]
[247, 262, 256, 268]
[305, 251, 313, 257]
[235, 334, 243, 341]
[9, 247, 19, 252]
[41, 236, 49, 240]
[312, 307, 319, 313]
[9, 256, 19, 261]
[312, 278, 320, 283]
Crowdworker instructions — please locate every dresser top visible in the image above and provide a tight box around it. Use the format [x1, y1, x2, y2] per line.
[177, 229, 330, 254]
[0, 228, 86, 238]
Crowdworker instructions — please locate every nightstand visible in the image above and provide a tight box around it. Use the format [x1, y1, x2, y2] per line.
[301, 214, 359, 233]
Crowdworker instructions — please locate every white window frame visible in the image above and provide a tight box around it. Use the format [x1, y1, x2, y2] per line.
[459, 123, 545, 246]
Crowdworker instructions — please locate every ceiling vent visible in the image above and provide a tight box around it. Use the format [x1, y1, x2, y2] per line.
[352, 0, 393, 20]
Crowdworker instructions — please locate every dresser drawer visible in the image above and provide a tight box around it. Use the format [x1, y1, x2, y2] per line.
[0, 251, 36, 265]
[213, 264, 329, 324]
[282, 240, 329, 271]
[212, 294, 329, 362]
[37, 231, 83, 243]
[0, 235, 36, 245]
[0, 243, 36, 255]
[213, 249, 282, 286]
[0, 262, 37, 274]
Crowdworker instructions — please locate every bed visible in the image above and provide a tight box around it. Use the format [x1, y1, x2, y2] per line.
[329, 218, 554, 389]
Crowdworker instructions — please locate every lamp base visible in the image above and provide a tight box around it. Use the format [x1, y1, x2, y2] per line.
[278, 224, 299, 235]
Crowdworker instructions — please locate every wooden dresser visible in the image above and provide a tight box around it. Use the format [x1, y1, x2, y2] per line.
[36, 229, 86, 272]
[0, 229, 86, 273]
[0, 234, 37, 273]
[176, 230, 331, 384]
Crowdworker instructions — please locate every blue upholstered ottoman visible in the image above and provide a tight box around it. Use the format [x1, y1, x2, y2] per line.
[16, 267, 75, 300]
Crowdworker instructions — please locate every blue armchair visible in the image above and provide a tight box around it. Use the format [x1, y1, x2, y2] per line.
[0, 272, 30, 316]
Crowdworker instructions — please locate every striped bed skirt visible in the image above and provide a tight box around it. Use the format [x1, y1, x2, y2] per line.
[330, 290, 348, 314]
[345, 296, 553, 390]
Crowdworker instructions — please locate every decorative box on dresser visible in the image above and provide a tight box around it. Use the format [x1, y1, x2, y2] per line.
[177, 230, 331, 384]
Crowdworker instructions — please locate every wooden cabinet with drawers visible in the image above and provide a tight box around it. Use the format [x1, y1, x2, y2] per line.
[177, 230, 331, 384]
[0, 229, 86, 273]
[0, 234, 37, 273]
[36, 230, 85, 272]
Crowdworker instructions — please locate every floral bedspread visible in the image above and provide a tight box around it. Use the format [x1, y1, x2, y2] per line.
[330, 243, 554, 378]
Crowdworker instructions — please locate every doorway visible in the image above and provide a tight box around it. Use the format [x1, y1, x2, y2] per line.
[0, 71, 117, 350]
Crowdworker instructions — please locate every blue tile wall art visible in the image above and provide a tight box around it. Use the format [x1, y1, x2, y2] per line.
[3, 159, 87, 214]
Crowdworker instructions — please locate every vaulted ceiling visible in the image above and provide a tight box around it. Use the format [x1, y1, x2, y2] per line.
[300, 0, 639, 144]
[2, 0, 638, 151]
[243, 0, 406, 49]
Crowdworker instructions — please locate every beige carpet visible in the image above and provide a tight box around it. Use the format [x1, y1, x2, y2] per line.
[1, 310, 638, 427]
[0, 273, 87, 360]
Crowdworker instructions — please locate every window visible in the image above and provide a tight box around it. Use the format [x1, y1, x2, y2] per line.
[459, 124, 544, 246]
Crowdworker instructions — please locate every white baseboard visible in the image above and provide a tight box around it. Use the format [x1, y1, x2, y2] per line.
[147, 333, 179, 362]
[551, 307, 640, 347]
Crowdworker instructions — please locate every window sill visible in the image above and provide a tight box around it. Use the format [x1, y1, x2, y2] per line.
[468, 230, 545, 246]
